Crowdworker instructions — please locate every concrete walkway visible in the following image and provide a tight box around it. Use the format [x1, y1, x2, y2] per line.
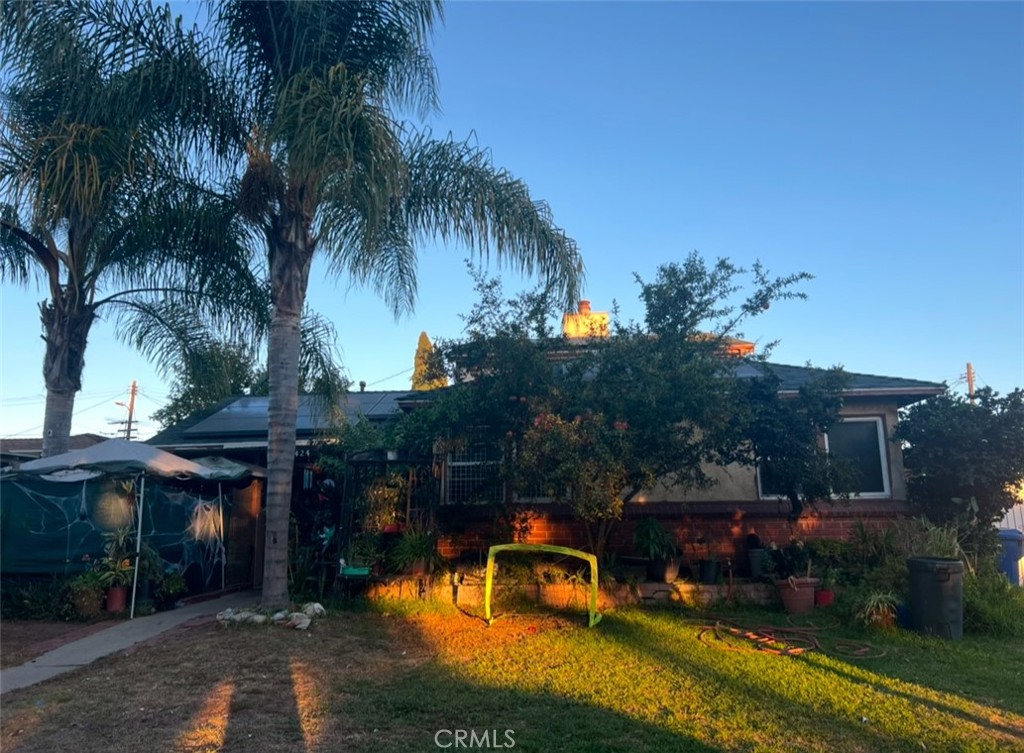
[1, 590, 260, 695]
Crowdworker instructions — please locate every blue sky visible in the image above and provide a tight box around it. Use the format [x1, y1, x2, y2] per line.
[2, 1, 1022, 440]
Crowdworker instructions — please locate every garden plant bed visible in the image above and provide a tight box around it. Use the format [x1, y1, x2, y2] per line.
[366, 575, 776, 610]
[1, 601, 1022, 752]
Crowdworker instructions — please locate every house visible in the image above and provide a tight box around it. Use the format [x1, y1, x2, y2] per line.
[147, 306, 945, 568]
[432, 359, 944, 563]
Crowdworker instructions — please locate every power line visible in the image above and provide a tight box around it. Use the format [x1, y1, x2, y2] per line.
[364, 366, 413, 388]
[1, 388, 122, 406]
[3, 391, 130, 437]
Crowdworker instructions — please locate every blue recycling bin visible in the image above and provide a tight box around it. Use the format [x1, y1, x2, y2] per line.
[997, 529, 1024, 587]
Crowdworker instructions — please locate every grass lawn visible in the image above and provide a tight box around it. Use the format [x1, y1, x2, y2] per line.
[1, 601, 1021, 752]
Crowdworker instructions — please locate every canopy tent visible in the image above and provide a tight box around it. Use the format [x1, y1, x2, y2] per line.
[7, 440, 262, 617]
[16, 439, 247, 480]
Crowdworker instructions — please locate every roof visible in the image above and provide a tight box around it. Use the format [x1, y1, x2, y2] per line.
[148, 365, 944, 453]
[0, 433, 108, 459]
[148, 391, 416, 450]
[737, 362, 944, 404]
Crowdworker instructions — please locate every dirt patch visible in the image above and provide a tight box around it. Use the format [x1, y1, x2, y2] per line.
[0, 610, 425, 753]
[0, 620, 115, 669]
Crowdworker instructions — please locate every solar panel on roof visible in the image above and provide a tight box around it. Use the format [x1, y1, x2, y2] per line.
[183, 392, 408, 436]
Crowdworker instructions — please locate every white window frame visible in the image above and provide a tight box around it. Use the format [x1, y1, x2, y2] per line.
[824, 416, 891, 499]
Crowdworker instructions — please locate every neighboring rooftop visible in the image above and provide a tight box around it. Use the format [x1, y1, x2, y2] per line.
[0, 433, 108, 461]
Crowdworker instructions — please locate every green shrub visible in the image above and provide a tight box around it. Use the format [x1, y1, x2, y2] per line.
[0, 577, 73, 620]
[963, 568, 1024, 638]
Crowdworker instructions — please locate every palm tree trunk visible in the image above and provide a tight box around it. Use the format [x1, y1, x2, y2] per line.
[42, 390, 77, 457]
[40, 297, 96, 457]
[261, 214, 315, 609]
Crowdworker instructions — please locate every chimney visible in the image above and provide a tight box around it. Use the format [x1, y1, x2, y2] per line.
[359, 380, 366, 392]
[562, 299, 610, 339]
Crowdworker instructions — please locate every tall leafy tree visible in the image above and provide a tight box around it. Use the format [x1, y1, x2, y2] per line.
[895, 387, 1024, 553]
[402, 255, 834, 560]
[212, 1, 583, 607]
[0, 1, 259, 456]
[412, 331, 446, 390]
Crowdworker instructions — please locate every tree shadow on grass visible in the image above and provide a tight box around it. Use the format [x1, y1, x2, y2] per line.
[801, 652, 1024, 740]
[597, 610, 1024, 752]
[338, 663, 725, 753]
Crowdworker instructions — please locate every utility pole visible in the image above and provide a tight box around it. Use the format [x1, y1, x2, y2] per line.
[116, 381, 138, 440]
[966, 363, 975, 405]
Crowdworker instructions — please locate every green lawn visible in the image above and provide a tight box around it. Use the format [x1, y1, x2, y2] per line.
[2, 601, 1021, 753]
[355, 602, 1023, 753]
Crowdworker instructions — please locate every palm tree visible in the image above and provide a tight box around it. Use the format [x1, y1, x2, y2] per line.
[0, 1, 260, 456]
[213, 1, 584, 607]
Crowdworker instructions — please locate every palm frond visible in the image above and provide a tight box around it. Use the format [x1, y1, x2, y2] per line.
[298, 310, 349, 425]
[399, 132, 584, 308]
[113, 287, 268, 382]
[0, 203, 43, 283]
[218, 0, 441, 120]
[320, 204, 420, 315]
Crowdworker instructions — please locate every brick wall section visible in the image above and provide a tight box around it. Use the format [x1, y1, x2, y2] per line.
[437, 500, 911, 562]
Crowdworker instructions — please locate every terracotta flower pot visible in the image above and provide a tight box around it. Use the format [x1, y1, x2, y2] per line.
[815, 589, 836, 607]
[106, 585, 128, 613]
[775, 577, 820, 614]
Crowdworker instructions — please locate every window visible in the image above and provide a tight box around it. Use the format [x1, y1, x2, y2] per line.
[443, 437, 503, 505]
[757, 416, 890, 499]
[825, 417, 890, 497]
[757, 462, 789, 499]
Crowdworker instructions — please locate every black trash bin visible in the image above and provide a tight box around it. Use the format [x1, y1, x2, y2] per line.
[907, 557, 963, 640]
[997, 529, 1024, 587]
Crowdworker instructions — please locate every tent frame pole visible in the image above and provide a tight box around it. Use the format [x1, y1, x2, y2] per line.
[219, 482, 226, 591]
[129, 473, 145, 619]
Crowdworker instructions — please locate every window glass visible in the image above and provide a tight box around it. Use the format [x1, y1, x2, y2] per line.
[758, 461, 788, 498]
[757, 417, 890, 498]
[828, 419, 887, 495]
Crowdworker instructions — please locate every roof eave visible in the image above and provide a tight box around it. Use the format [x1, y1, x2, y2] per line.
[779, 386, 945, 406]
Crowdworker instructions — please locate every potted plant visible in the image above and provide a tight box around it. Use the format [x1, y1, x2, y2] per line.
[155, 567, 188, 611]
[389, 525, 438, 576]
[96, 554, 134, 612]
[135, 542, 164, 603]
[348, 531, 384, 575]
[96, 526, 135, 612]
[68, 569, 104, 618]
[633, 517, 680, 583]
[815, 567, 838, 607]
[766, 539, 819, 614]
[694, 534, 721, 585]
[745, 531, 767, 580]
[857, 591, 898, 630]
